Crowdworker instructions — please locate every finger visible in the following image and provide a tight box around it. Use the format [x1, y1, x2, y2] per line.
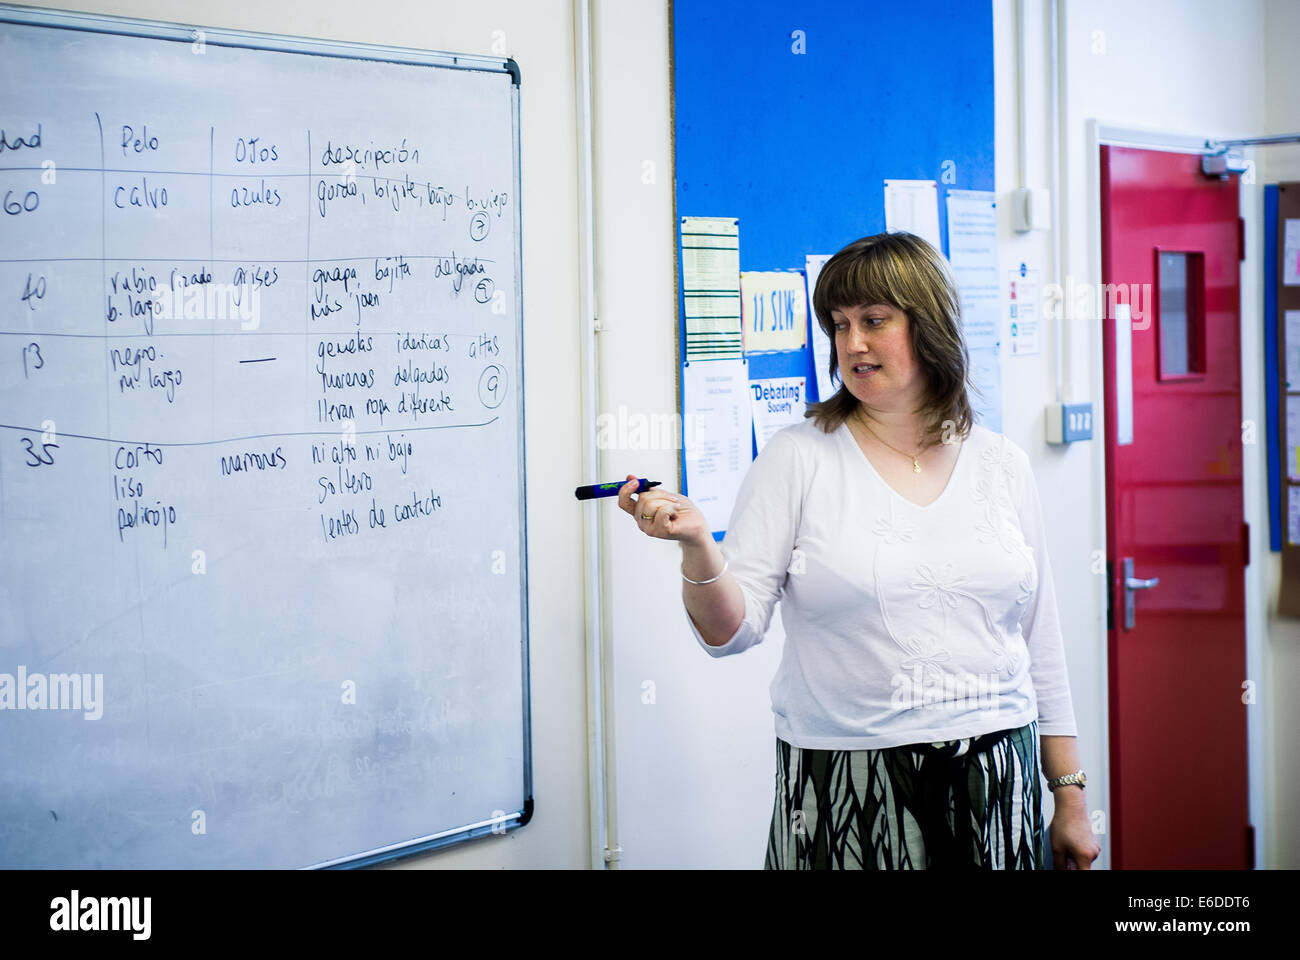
[637, 497, 664, 526]
[1051, 840, 1067, 871]
[648, 504, 680, 538]
[636, 491, 676, 511]
[627, 484, 660, 528]
[650, 502, 681, 530]
[616, 475, 639, 515]
[661, 508, 680, 536]
[642, 496, 682, 533]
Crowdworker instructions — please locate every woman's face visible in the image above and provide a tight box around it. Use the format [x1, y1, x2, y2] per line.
[832, 302, 927, 412]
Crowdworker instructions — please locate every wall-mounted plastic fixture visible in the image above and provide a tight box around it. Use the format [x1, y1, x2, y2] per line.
[1010, 186, 1051, 232]
[1045, 401, 1093, 445]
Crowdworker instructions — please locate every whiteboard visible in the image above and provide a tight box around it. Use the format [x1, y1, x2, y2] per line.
[0, 6, 531, 868]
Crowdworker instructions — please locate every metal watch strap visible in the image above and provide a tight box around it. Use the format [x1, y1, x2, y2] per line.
[1047, 769, 1086, 791]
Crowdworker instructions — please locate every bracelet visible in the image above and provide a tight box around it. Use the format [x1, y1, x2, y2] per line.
[682, 558, 728, 585]
[1046, 769, 1087, 792]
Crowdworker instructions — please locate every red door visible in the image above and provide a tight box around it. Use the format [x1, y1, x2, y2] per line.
[1100, 146, 1251, 868]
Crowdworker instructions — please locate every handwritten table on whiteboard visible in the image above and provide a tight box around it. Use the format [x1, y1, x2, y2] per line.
[0, 7, 530, 868]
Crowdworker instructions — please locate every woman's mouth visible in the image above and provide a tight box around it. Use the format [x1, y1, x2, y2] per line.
[852, 363, 881, 377]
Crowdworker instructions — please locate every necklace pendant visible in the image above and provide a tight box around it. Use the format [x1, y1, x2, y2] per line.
[912, 458, 921, 473]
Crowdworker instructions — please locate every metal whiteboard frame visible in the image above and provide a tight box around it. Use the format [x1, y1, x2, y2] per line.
[0, 1, 533, 870]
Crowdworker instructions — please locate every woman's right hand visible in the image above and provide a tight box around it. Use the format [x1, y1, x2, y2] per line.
[617, 474, 710, 545]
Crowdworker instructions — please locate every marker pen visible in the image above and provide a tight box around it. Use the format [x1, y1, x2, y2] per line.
[574, 478, 661, 500]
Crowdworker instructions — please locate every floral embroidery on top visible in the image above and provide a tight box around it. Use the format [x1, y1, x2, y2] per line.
[1014, 537, 1037, 607]
[975, 511, 1028, 554]
[872, 432, 1033, 687]
[909, 562, 964, 610]
[988, 637, 1017, 675]
[978, 441, 1018, 503]
[1016, 565, 1035, 608]
[897, 631, 952, 685]
[872, 513, 916, 544]
[968, 434, 1029, 675]
[973, 445, 1022, 552]
[873, 507, 955, 678]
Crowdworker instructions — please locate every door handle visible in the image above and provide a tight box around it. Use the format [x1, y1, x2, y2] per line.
[1121, 556, 1159, 630]
[1125, 575, 1160, 590]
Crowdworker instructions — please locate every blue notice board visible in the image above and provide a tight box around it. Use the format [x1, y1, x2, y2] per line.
[672, 0, 995, 518]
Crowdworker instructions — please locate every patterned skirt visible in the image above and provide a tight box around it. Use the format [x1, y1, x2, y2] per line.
[765, 720, 1044, 869]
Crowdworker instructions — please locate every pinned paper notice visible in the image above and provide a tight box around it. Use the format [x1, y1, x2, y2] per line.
[884, 179, 941, 251]
[945, 189, 1000, 352]
[748, 377, 806, 454]
[1286, 310, 1300, 390]
[682, 358, 753, 536]
[969, 346, 1002, 434]
[1289, 487, 1300, 547]
[1285, 219, 1300, 286]
[680, 216, 742, 360]
[740, 271, 807, 352]
[1008, 268, 1041, 356]
[1288, 396, 1300, 481]
[805, 254, 835, 401]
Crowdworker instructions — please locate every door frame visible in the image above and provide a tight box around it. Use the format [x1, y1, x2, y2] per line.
[1086, 119, 1269, 869]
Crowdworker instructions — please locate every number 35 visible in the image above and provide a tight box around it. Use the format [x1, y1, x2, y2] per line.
[21, 436, 58, 467]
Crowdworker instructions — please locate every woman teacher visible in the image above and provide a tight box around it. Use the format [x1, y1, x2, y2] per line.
[619, 232, 1099, 870]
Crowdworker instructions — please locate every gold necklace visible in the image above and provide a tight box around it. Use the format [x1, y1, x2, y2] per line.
[854, 407, 928, 474]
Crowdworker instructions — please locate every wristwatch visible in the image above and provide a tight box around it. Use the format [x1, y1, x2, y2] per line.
[1047, 769, 1086, 792]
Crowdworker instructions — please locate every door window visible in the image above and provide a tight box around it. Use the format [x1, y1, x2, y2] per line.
[1155, 250, 1205, 378]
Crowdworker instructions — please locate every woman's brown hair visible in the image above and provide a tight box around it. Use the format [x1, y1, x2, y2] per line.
[805, 231, 978, 447]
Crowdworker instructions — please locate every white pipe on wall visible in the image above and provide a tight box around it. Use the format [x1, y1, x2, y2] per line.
[574, 0, 612, 870]
[1017, 0, 1029, 191]
[1050, 0, 1065, 404]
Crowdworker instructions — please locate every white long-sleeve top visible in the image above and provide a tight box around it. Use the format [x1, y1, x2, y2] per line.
[684, 416, 1078, 750]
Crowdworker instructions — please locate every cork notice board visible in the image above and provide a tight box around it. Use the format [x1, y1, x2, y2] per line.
[1276, 183, 1300, 617]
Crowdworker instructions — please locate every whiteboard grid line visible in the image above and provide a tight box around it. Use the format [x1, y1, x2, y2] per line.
[0, 2, 517, 77]
[0, 255, 499, 265]
[0, 330, 496, 340]
[0, 164, 505, 192]
[0, 416, 500, 446]
[305, 127, 311, 434]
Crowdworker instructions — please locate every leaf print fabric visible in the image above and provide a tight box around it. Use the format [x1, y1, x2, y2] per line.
[765, 721, 1046, 870]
